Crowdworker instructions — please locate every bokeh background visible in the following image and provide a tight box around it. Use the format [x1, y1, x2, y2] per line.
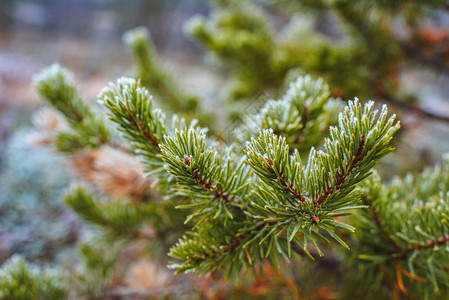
[0, 0, 215, 269]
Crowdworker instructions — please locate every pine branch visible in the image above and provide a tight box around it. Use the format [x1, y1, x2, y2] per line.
[34, 63, 92, 125]
[241, 75, 344, 152]
[315, 133, 365, 205]
[34, 64, 112, 152]
[22, 0, 449, 297]
[160, 128, 250, 222]
[246, 100, 399, 251]
[99, 77, 166, 172]
[40, 68, 400, 281]
[75, 242, 120, 298]
[169, 99, 399, 277]
[123, 26, 210, 127]
[264, 156, 307, 203]
[403, 236, 449, 255]
[362, 195, 402, 253]
[185, 1, 279, 100]
[65, 186, 154, 242]
[0, 256, 67, 300]
[353, 156, 449, 297]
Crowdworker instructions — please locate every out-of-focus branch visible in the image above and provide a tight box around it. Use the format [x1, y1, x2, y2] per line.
[380, 92, 449, 124]
[401, 42, 449, 77]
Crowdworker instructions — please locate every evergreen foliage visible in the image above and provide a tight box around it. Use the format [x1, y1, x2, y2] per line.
[346, 156, 449, 299]
[240, 75, 344, 152]
[123, 27, 213, 129]
[186, 0, 281, 100]
[182, 0, 449, 122]
[0, 256, 67, 300]
[123, 27, 200, 114]
[33, 64, 112, 152]
[96, 74, 398, 280]
[99, 77, 167, 172]
[3, 0, 449, 299]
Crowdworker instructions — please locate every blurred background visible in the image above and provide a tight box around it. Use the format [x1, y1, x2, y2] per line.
[0, 0, 214, 268]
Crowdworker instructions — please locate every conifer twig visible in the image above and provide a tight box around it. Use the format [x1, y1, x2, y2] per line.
[402, 236, 449, 255]
[362, 195, 402, 253]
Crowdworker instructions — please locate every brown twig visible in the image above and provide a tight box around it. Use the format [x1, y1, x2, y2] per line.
[183, 157, 247, 212]
[127, 109, 161, 150]
[265, 157, 307, 202]
[403, 235, 449, 254]
[316, 135, 366, 205]
[362, 196, 403, 253]
[137, 119, 160, 150]
[363, 192, 449, 257]
[380, 90, 449, 124]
